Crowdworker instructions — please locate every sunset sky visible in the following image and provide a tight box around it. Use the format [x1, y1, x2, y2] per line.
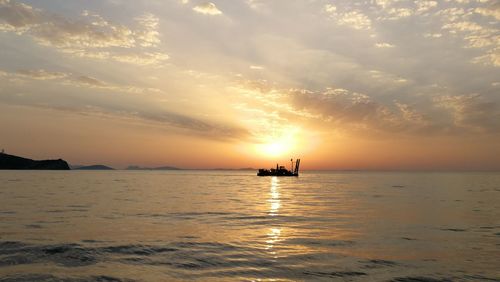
[0, 0, 499, 170]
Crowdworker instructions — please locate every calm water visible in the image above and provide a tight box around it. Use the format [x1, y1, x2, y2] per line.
[0, 171, 499, 281]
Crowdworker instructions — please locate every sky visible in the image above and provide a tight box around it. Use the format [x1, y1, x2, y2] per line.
[0, 0, 499, 170]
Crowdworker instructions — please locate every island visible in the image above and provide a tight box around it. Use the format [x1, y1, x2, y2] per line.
[0, 152, 70, 170]
[126, 165, 181, 170]
[73, 165, 114, 170]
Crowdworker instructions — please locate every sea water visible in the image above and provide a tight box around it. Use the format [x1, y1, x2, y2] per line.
[0, 171, 498, 281]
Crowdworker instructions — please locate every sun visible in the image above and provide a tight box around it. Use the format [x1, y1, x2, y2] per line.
[255, 128, 300, 158]
[259, 141, 291, 157]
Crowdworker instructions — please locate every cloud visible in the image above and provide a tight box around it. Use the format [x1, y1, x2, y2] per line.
[372, 0, 415, 20]
[193, 2, 222, 15]
[368, 70, 407, 83]
[434, 94, 500, 132]
[474, 4, 500, 21]
[15, 69, 68, 80]
[111, 52, 170, 66]
[136, 111, 248, 140]
[0, 0, 134, 48]
[287, 88, 404, 132]
[423, 33, 443, 38]
[324, 4, 337, 13]
[434, 3, 499, 67]
[134, 13, 161, 47]
[415, 0, 438, 13]
[0, 68, 163, 95]
[0, 69, 69, 83]
[373, 0, 436, 20]
[471, 48, 500, 67]
[338, 11, 372, 30]
[61, 75, 163, 95]
[375, 42, 395, 48]
[0, 0, 167, 65]
[324, 5, 372, 30]
[395, 102, 428, 126]
[443, 21, 484, 32]
[373, 0, 399, 9]
[233, 77, 500, 137]
[0, 0, 39, 33]
[246, 0, 265, 10]
[249, 65, 264, 70]
[71, 75, 107, 87]
[435, 7, 466, 22]
[0, 69, 248, 141]
[3, 101, 249, 141]
[233, 80, 436, 135]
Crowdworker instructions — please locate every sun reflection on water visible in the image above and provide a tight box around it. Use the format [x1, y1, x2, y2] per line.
[268, 176, 280, 216]
[266, 177, 282, 255]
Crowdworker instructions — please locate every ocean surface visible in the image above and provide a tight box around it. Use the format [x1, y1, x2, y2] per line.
[0, 171, 499, 281]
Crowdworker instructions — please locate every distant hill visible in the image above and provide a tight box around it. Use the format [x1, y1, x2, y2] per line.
[126, 165, 181, 170]
[0, 152, 70, 170]
[154, 166, 181, 170]
[211, 167, 255, 171]
[74, 165, 114, 170]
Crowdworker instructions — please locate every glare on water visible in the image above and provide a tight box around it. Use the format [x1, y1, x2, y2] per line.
[0, 170, 498, 281]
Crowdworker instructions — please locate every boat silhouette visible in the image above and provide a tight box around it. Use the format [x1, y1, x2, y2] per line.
[257, 159, 300, 176]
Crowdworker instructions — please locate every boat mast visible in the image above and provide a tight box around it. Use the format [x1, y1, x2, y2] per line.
[294, 159, 301, 175]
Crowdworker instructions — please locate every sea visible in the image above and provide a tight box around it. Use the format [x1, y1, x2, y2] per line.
[0, 171, 498, 281]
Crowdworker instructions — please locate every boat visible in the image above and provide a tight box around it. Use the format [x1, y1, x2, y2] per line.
[257, 159, 300, 176]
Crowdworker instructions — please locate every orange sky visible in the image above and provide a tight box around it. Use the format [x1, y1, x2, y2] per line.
[1, 104, 499, 170]
[0, 0, 499, 170]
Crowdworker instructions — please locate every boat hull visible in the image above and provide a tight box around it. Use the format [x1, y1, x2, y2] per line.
[257, 171, 298, 177]
[257, 159, 300, 177]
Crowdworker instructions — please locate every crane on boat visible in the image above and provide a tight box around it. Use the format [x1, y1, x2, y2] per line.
[257, 158, 300, 176]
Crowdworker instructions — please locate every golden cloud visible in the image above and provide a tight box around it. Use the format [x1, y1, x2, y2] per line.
[0, 0, 167, 65]
[193, 2, 222, 16]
